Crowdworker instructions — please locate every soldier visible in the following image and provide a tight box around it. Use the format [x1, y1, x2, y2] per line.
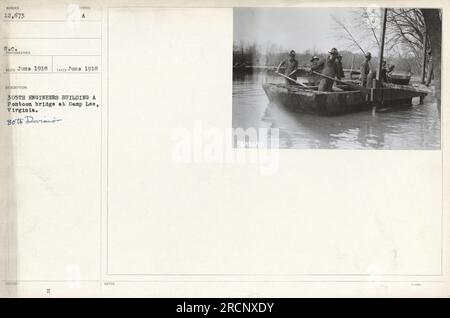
[360, 52, 372, 87]
[310, 55, 324, 72]
[317, 48, 339, 92]
[310, 56, 320, 68]
[308, 55, 322, 85]
[426, 50, 434, 87]
[276, 50, 299, 85]
[387, 64, 395, 83]
[380, 60, 388, 83]
[336, 54, 345, 80]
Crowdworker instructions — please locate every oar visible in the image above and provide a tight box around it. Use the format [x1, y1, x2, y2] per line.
[311, 71, 370, 93]
[275, 71, 309, 88]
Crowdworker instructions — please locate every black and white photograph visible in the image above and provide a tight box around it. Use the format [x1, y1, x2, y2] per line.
[232, 8, 442, 149]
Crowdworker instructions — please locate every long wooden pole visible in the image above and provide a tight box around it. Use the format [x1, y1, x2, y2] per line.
[376, 8, 388, 81]
[275, 72, 309, 87]
[311, 71, 370, 93]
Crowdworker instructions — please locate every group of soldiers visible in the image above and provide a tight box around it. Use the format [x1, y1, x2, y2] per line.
[360, 52, 396, 87]
[276, 48, 344, 91]
[276, 48, 396, 91]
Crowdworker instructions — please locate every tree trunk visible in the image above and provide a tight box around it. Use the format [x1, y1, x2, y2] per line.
[420, 9, 441, 112]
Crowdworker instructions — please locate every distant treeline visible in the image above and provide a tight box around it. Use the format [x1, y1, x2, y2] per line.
[233, 43, 420, 74]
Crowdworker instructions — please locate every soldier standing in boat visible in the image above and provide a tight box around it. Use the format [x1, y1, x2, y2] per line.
[316, 48, 339, 92]
[308, 55, 322, 85]
[380, 60, 388, 83]
[336, 54, 345, 80]
[360, 52, 372, 87]
[276, 50, 299, 85]
[386, 64, 395, 82]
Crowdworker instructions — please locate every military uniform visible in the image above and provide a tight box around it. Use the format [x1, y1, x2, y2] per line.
[317, 56, 338, 92]
[380, 66, 388, 83]
[308, 59, 323, 85]
[279, 57, 298, 84]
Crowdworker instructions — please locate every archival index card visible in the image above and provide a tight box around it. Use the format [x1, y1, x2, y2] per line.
[0, 0, 448, 298]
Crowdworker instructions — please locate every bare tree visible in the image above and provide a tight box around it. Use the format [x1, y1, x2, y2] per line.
[333, 8, 430, 73]
[386, 9, 425, 59]
[358, 8, 381, 48]
[421, 9, 442, 111]
[331, 14, 366, 54]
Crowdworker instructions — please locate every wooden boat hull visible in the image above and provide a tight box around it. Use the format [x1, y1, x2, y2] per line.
[375, 83, 428, 106]
[262, 82, 428, 116]
[262, 83, 370, 116]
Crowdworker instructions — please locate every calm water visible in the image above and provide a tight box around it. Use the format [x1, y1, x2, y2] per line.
[232, 72, 441, 150]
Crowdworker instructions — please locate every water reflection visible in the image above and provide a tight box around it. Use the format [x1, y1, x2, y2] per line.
[232, 71, 441, 150]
